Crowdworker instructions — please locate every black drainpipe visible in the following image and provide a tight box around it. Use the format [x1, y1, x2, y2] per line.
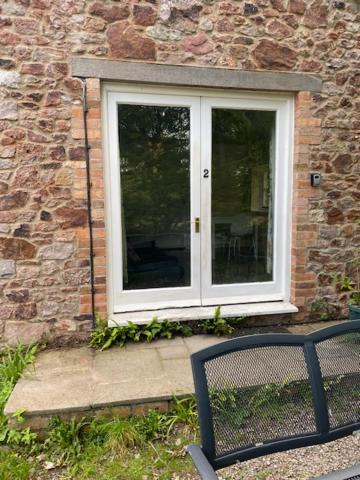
[81, 80, 96, 329]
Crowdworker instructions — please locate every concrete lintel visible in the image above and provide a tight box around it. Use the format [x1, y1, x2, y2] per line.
[72, 58, 322, 93]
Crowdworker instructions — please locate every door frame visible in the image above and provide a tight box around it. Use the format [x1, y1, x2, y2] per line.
[102, 83, 294, 315]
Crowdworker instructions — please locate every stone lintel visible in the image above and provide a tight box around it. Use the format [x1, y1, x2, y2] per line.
[72, 58, 322, 93]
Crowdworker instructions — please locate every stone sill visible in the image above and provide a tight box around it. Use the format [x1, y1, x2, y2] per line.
[109, 302, 299, 326]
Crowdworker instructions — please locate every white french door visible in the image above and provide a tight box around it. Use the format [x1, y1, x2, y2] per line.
[200, 96, 292, 305]
[106, 91, 202, 312]
[103, 85, 293, 314]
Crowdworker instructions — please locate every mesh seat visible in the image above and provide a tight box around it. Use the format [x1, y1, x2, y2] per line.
[204, 345, 317, 456]
[316, 332, 360, 430]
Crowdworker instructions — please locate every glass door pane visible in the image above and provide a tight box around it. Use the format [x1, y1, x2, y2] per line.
[211, 108, 276, 285]
[118, 104, 191, 290]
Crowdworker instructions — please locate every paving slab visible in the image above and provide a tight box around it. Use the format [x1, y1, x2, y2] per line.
[5, 334, 227, 424]
[4, 321, 346, 429]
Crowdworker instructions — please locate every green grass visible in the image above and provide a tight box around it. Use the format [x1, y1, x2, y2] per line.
[0, 348, 199, 480]
[0, 344, 39, 479]
[0, 450, 32, 480]
[61, 433, 196, 480]
[0, 344, 199, 479]
[0, 344, 37, 443]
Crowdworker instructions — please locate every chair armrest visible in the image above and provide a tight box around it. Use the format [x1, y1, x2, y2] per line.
[186, 445, 219, 480]
[312, 464, 360, 480]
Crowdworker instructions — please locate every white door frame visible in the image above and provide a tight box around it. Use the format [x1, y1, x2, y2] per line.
[200, 96, 293, 305]
[102, 84, 293, 315]
[104, 90, 201, 312]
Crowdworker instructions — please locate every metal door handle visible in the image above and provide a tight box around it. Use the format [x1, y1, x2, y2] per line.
[195, 217, 200, 233]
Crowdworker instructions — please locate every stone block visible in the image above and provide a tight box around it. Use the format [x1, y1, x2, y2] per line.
[0, 238, 37, 259]
[0, 102, 18, 120]
[39, 243, 74, 260]
[0, 71, 20, 88]
[131, 401, 169, 417]
[0, 259, 15, 277]
[107, 21, 156, 60]
[111, 405, 131, 417]
[4, 321, 50, 346]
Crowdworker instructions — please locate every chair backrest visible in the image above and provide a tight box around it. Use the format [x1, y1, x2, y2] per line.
[191, 320, 360, 472]
[230, 213, 253, 236]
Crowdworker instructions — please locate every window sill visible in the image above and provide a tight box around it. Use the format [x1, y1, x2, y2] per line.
[108, 302, 298, 327]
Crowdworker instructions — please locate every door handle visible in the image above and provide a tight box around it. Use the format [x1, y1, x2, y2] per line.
[195, 217, 200, 233]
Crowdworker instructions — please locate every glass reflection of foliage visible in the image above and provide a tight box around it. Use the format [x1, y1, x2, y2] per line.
[212, 109, 275, 217]
[118, 105, 190, 236]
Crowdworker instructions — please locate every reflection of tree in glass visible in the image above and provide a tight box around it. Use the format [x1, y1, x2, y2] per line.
[118, 105, 190, 235]
[212, 109, 275, 217]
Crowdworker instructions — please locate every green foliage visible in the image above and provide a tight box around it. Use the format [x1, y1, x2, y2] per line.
[45, 417, 91, 463]
[0, 344, 38, 447]
[332, 241, 360, 306]
[323, 375, 345, 394]
[6, 426, 37, 447]
[197, 305, 240, 336]
[0, 450, 31, 480]
[349, 291, 360, 306]
[90, 308, 244, 350]
[210, 378, 313, 432]
[309, 297, 336, 321]
[166, 396, 198, 436]
[42, 396, 198, 473]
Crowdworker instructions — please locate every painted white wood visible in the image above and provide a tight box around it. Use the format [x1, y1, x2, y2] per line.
[103, 84, 294, 318]
[200, 96, 293, 305]
[104, 90, 201, 312]
[103, 82, 294, 102]
[108, 302, 299, 326]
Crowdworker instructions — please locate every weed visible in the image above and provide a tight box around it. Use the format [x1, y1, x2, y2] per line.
[0, 344, 38, 446]
[349, 291, 360, 306]
[166, 396, 198, 436]
[254, 470, 272, 479]
[332, 244, 360, 307]
[309, 297, 336, 321]
[136, 409, 168, 441]
[0, 450, 31, 480]
[45, 417, 91, 463]
[90, 308, 244, 350]
[332, 273, 354, 292]
[198, 306, 236, 336]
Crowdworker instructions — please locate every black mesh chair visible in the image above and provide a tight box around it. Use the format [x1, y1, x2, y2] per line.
[187, 320, 360, 479]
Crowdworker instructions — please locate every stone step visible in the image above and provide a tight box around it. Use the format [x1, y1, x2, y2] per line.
[4, 335, 227, 433]
[5, 321, 342, 434]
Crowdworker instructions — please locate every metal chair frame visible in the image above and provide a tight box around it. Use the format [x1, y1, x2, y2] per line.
[187, 320, 360, 479]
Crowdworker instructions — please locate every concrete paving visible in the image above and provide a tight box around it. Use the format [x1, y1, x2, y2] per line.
[4, 321, 342, 430]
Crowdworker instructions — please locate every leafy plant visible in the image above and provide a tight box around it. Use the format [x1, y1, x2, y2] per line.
[0, 344, 38, 446]
[42, 396, 198, 471]
[349, 291, 360, 306]
[309, 297, 336, 321]
[6, 426, 37, 447]
[166, 396, 198, 435]
[45, 417, 91, 463]
[90, 308, 244, 350]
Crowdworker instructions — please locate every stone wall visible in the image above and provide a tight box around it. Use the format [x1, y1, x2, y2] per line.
[0, 0, 359, 345]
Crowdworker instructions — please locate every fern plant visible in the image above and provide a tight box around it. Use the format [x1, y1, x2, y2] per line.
[90, 308, 244, 350]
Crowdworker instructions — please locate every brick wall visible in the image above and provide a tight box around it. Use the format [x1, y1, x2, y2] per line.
[0, 0, 359, 345]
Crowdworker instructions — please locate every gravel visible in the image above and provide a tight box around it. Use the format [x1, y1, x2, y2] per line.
[217, 434, 360, 480]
